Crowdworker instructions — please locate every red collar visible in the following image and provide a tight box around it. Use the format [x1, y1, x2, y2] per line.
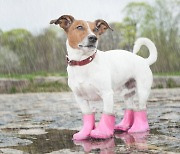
[66, 51, 97, 66]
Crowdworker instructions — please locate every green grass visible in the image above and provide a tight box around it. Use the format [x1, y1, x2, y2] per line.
[21, 81, 70, 93]
[0, 72, 70, 94]
[154, 72, 180, 76]
[0, 72, 68, 80]
[0, 71, 179, 80]
[7, 82, 70, 94]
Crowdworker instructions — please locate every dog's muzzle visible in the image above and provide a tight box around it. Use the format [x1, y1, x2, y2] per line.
[88, 35, 97, 44]
[78, 35, 98, 49]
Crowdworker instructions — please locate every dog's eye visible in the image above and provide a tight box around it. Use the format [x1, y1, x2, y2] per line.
[94, 27, 99, 32]
[76, 26, 84, 30]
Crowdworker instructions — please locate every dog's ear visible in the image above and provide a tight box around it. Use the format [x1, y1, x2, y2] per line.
[95, 19, 113, 35]
[50, 15, 74, 32]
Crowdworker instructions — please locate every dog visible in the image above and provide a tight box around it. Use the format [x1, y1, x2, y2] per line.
[50, 15, 157, 140]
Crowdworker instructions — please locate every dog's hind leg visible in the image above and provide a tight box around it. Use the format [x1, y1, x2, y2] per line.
[115, 87, 136, 131]
[128, 74, 152, 133]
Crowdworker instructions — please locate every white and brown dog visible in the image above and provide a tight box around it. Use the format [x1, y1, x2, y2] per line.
[50, 15, 157, 140]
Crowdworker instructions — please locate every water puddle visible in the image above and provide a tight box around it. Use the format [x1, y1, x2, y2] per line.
[0, 128, 179, 153]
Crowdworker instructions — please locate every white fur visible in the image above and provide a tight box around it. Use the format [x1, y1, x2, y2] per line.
[67, 36, 157, 114]
[133, 38, 157, 65]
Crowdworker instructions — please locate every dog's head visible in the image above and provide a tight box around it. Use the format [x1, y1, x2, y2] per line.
[50, 15, 113, 51]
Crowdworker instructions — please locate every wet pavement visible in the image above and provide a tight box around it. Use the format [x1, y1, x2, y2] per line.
[0, 88, 180, 154]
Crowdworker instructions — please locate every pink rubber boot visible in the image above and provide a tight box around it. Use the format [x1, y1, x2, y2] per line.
[115, 109, 134, 131]
[90, 114, 115, 139]
[73, 114, 95, 140]
[128, 110, 149, 133]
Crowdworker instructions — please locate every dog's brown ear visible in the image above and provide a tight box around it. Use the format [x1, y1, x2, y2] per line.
[50, 15, 74, 32]
[95, 19, 113, 35]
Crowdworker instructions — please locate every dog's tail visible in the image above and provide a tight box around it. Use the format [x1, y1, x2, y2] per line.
[133, 38, 157, 65]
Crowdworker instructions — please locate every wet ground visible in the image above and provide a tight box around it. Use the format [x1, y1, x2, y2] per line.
[0, 88, 180, 154]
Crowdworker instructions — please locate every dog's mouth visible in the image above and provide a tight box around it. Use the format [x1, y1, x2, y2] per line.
[79, 44, 96, 48]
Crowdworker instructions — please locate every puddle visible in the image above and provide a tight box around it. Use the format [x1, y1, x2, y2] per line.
[0, 129, 178, 154]
[10, 129, 78, 154]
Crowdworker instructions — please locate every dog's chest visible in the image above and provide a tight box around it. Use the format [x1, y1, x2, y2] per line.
[70, 80, 101, 101]
[68, 68, 101, 101]
[76, 82, 101, 101]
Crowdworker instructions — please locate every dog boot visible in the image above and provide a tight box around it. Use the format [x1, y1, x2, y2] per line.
[128, 110, 149, 133]
[90, 113, 115, 139]
[73, 114, 95, 140]
[115, 109, 134, 131]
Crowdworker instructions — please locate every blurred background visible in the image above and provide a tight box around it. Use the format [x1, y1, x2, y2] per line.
[0, 0, 179, 83]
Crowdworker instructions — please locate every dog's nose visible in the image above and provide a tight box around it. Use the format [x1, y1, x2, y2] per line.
[88, 35, 97, 43]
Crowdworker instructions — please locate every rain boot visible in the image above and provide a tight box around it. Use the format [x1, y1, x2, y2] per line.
[90, 113, 115, 139]
[128, 110, 149, 133]
[73, 114, 95, 140]
[115, 109, 134, 131]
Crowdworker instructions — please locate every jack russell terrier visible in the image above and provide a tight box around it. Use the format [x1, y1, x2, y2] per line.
[50, 15, 157, 140]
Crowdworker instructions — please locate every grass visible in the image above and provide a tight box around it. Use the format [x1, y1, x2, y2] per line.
[0, 72, 68, 80]
[154, 72, 180, 76]
[0, 72, 69, 93]
[7, 82, 70, 94]
[0, 71, 179, 80]
[21, 81, 70, 93]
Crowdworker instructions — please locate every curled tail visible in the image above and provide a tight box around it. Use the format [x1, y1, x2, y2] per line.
[133, 38, 157, 65]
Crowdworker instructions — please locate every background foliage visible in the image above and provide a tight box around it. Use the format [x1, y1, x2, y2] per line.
[0, 0, 179, 74]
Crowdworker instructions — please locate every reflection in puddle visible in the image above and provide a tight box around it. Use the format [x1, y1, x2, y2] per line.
[74, 131, 150, 153]
[12, 129, 79, 153]
[115, 131, 149, 151]
[74, 138, 115, 153]
[11, 129, 152, 153]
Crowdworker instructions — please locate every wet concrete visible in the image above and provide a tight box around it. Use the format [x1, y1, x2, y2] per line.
[0, 89, 180, 153]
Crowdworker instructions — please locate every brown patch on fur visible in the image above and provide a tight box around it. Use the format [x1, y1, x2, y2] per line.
[125, 78, 136, 89]
[67, 20, 112, 48]
[124, 90, 136, 99]
[87, 22, 100, 39]
[67, 20, 91, 48]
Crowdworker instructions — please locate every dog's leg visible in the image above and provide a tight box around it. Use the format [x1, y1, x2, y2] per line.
[73, 95, 95, 140]
[115, 95, 135, 131]
[74, 95, 92, 114]
[115, 79, 137, 132]
[90, 91, 115, 139]
[102, 91, 114, 114]
[128, 77, 152, 133]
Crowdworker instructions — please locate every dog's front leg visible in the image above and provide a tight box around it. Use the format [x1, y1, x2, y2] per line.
[73, 95, 95, 140]
[102, 91, 114, 114]
[90, 90, 115, 139]
[74, 95, 92, 114]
